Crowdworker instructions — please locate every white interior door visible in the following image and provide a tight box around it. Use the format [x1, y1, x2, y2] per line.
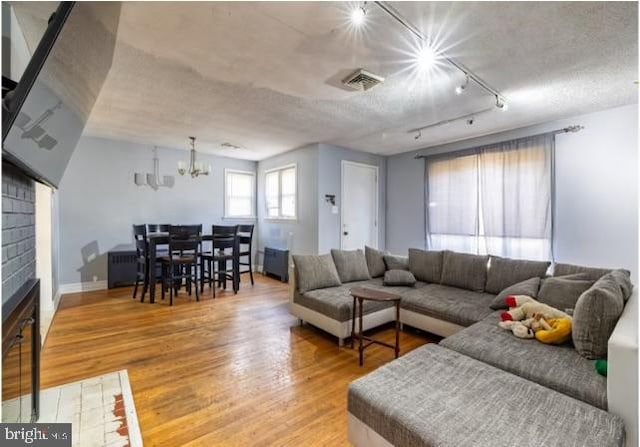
[35, 182, 54, 345]
[341, 161, 378, 250]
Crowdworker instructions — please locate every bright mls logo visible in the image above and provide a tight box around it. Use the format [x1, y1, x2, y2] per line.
[1, 423, 71, 447]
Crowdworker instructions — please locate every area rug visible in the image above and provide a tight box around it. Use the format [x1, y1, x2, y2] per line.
[38, 370, 143, 447]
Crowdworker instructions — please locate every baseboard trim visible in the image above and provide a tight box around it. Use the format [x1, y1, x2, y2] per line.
[59, 280, 108, 295]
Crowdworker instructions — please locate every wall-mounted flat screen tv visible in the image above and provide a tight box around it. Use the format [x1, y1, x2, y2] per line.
[2, 2, 120, 188]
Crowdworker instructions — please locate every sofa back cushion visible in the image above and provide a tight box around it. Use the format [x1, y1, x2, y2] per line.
[489, 277, 541, 310]
[383, 269, 417, 287]
[384, 254, 409, 271]
[408, 249, 443, 283]
[292, 254, 342, 294]
[553, 263, 613, 281]
[331, 249, 371, 283]
[538, 274, 595, 313]
[485, 256, 550, 294]
[573, 271, 632, 359]
[440, 251, 489, 292]
[365, 246, 388, 278]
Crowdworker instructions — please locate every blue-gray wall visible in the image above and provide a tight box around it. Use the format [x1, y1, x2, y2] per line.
[256, 144, 318, 262]
[58, 136, 257, 286]
[386, 104, 638, 282]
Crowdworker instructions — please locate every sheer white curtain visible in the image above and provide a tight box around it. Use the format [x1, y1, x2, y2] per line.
[426, 134, 554, 261]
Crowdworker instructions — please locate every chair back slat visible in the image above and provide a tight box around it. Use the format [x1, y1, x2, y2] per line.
[148, 224, 170, 233]
[237, 224, 254, 247]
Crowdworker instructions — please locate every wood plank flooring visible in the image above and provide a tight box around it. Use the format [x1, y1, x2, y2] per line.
[41, 274, 435, 446]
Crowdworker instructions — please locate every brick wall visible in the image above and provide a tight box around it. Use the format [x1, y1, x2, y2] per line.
[2, 162, 36, 304]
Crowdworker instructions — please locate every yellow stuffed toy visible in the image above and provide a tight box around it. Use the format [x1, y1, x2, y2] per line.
[500, 295, 572, 345]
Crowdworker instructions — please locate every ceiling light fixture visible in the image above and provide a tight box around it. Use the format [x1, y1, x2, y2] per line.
[455, 76, 469, 95]
[178, 137, 211, 178]
[350, 3, 366, 26]
[495, 95, 508, 111]
[415, 44, 438, 72]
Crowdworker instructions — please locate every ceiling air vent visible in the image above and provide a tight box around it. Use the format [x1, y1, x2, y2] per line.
[342, 69, 384, 91]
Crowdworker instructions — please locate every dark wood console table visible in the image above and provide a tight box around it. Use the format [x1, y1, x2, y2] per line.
[350, 287, 401, 367]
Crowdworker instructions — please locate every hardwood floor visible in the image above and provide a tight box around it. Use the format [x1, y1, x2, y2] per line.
[42, 274, 435, 446]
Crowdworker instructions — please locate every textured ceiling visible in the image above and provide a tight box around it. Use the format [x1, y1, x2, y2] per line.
[13, 1, 639, 159]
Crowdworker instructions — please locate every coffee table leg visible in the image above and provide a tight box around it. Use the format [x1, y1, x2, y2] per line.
[350, 296, 356, 349]
[395, 301, 400, 359]
[358, 297, 364, 366]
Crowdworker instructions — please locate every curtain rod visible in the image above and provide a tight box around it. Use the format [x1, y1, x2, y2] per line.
[413, 125, 584, 159]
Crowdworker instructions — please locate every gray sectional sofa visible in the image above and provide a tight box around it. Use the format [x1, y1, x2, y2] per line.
[288, 247, 638, 447]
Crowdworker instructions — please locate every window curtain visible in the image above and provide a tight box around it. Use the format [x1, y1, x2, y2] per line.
[425, 133, 554, 261]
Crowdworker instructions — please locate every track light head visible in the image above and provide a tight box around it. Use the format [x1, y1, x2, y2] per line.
[414, 131, 422, 140]
[495, 96, 508, 111]
[351, 5, 366, 26]
[455, 76, 469, 95]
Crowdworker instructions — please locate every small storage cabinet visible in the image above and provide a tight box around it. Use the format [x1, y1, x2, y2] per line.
[263, 247, 289, 282]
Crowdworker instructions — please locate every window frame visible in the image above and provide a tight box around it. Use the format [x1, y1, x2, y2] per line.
[263, 163, 298, 221]
[223, 168, 257, 220]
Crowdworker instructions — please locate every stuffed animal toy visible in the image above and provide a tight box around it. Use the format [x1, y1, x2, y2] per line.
[533, 316, 572, 345]
[500, 295, 571, 322]
[498, 319, 535, 338]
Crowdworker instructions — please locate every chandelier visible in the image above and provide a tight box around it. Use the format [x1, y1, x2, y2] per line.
[178, 136, 211, 177]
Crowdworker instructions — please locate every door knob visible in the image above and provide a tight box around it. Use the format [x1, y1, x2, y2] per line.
[343, 231, 349, 236]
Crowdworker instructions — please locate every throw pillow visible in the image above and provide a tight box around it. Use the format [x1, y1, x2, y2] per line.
[383, 269, 417, 287]
[484, 256, 550, 294]
[330, 249, 371, 283]
[489, 277, 541, 310]
[610, 269, 634, 301]
[384, 254, 409, 271]
[573, 273, 626, 359]
[365, 246, 388, 278]
[440, 250, 489, 292]
[537, 273, 595, 314]
[292, 254, 342, 294]
[408, 248, 443, 283]
[553, 263, 613, 281]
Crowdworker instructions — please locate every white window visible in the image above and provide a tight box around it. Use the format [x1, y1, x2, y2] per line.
[264, 164, 297, 220]
[224, 169, 256, 219]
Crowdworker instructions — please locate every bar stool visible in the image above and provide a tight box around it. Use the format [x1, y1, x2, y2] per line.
[133, 224, 149, 301]
[200, 225, 239, 297]
[160, 225, 202, 306]
[237, 224, 255, 285]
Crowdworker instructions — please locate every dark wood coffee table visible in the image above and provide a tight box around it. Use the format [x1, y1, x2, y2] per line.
[350, 287, 401, 366]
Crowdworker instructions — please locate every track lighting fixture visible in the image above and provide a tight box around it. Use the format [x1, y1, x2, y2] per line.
[455, 76, 469, 95]
[351, 3, 366, 26]
[495, 96, 508, 111]
[416, 45, 438, 72]
[414, 130, 422, 140]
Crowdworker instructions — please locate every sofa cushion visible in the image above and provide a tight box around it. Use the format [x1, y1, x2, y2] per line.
[573, 272, 629, 359]
[348, 344, 624, 447]
[401, 284, 494, 327]
[292, 254, 341, 294]
[440, 251, 488, 292]
[293, 280, 393, 322]
[611, 268, 634, 301]
[383, 270, 416, 287]
[538, 273, 595, 313]
[331, 249, 371, 283]
[383, 254, 409, 271]
[553, 262, 613, 280]
[408, 248, 443, 283]
[485, 256, 550, 294]
[489, 277, 541, 310]
[365, 246, 388, 278]
[440, 313, 608, 409]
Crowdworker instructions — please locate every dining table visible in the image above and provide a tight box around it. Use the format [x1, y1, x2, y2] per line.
[146, 232, 243, 304]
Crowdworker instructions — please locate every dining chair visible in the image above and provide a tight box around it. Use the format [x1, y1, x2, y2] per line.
[237, 224, 255, 285]
[160, 225, 202, 306]
[200, 225, 239, 296]
[132, 224, 149, 301]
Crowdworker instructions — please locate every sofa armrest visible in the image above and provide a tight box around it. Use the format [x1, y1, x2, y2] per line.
[288, 263, 296, 304]
[608, 288, 638, 447]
